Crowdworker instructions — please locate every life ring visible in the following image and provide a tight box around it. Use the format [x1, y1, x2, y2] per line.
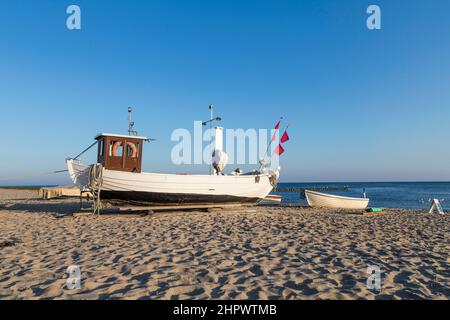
[112, 141, 138, 158]
[126, 142, 138, 158]
[112, 142, 122, 157]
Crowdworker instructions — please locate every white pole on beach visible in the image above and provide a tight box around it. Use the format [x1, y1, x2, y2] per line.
[202, 104, 221, 175]
[209, 104, 214, 175]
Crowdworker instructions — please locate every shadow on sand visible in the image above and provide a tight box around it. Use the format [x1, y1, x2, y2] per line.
[1, 198, 86, 216]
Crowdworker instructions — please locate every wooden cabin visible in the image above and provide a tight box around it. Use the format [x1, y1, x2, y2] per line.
[95, 133, 149, 173]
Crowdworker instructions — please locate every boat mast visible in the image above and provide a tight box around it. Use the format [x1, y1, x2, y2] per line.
[128, 107, 138, 136]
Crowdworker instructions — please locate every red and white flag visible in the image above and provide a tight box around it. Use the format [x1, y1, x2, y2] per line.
[280, 130, 289, 143]
[274, 118, 282, 130]
[273, 143, 285, 156]
[271, 117, 283, 142]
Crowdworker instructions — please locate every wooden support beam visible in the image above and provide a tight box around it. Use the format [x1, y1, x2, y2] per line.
[117, 203, 249, 212]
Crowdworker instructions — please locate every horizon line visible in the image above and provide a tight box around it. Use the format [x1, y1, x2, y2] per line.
[2, 180, 450, 188]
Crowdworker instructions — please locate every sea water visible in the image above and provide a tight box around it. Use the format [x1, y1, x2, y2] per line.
[276, 182, 450, 210]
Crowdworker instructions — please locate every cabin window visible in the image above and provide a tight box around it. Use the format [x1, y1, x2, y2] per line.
[98, 139, 104, 157]
[109, 141, 123, 157]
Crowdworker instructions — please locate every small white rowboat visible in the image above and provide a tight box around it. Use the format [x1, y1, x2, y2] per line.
[305, 190, 369, 210]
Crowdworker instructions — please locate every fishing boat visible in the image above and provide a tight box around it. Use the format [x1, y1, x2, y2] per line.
[305, 189, 369, 210]
[67, 108, 280, 209]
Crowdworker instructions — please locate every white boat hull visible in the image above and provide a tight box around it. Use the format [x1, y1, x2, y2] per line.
[100, 169, 275, 206]
[305, 190, 369, 210]
[67, 160, 277, 206]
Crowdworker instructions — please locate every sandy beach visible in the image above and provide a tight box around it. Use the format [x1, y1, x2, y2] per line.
[0, 189, 448, 300]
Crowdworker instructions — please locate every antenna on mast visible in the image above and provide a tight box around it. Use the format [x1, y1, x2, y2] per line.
[128, 107, 138, 136]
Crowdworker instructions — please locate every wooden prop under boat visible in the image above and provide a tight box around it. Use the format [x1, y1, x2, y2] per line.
[305, 189, 369, 210]
[259, 194, 282, 205]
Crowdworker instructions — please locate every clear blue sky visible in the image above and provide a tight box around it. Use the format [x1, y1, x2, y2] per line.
[1, 0, 449, 185]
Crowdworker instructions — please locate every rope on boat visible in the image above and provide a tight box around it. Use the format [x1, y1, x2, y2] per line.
[89, 164, 103, 215]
